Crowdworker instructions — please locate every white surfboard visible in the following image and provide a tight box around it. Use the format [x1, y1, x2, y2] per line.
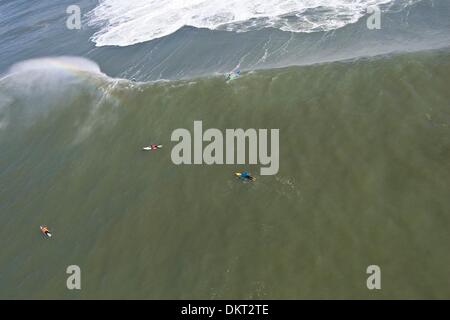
[142, 145, 163, 151]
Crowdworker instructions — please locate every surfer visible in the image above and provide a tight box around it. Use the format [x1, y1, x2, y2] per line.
[226, 65, 241, 81]
[235, 171, 255, 181]
[142, 144, 163, 151]
[40, 226, 52, 238]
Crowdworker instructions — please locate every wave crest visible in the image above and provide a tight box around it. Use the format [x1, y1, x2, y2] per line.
[87, 0, 397, 47]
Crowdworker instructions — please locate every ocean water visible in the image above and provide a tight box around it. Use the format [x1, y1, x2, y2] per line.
[0, 0, 450, 299]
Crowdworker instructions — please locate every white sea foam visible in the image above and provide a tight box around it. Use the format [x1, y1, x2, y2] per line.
[87, 0, 396, 47]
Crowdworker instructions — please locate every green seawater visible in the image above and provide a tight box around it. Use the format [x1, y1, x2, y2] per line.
[1, 49, 450, 299]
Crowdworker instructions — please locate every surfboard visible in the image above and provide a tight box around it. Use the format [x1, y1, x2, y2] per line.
[226, 73, 240, 81]
[235, 172, 256, 181]
[142, 145, 163, 151]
